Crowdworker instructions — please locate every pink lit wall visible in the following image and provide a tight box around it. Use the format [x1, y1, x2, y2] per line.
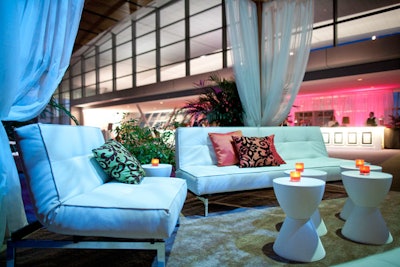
[289, 89, 395, 126]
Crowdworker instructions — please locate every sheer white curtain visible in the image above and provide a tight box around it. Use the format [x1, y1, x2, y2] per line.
[0, 0, 83, 247]
[225, 0, 261, 126]
[225, 0, 313, 126]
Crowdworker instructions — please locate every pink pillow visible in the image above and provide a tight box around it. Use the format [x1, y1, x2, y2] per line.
[232, 135, 286, 168]
[209, 131, 243, 166]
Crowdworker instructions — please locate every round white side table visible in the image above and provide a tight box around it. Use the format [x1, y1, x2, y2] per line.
[284, 169, 328, 236]
[141, 163, 172, 177]
[273, 177, 326, 262]
[339, 164, 382, 220]
[341, 170, 392, 245]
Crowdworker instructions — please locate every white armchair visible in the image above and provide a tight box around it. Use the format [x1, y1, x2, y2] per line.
[7, 123, 187, 267]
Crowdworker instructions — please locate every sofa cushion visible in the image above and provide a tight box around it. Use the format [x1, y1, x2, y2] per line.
[208, 130, 242, 166]
[92, 139, 145, 184]
[232, 135, 286, 168]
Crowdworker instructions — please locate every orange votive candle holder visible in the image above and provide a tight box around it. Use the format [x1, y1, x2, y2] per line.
[355, 159, 364, 168]
[295, 162, 304, 172]
[359, 165, 370, 175]
[151, 158, 159, 166]
[290, 171, 301, 182]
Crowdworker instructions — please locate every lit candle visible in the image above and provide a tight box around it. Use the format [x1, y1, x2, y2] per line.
[290, 171, 301, 182]
[295, 162, 304, 172]
[151, 158, 159, 166]
[359, 165, 370, 175]
[355, 159, 364, 168]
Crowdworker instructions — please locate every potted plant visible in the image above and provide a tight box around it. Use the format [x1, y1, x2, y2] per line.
[179, 74, 244, 126]
[114, 115, 176, 168]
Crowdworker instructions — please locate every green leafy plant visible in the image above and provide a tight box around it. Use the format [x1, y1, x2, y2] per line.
[180, 74, 244, 126]
[42, 96, 79, 125]
[114, 115, 176, 167]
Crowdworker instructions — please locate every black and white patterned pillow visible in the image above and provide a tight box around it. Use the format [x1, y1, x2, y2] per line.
[92, 139, 145, 184]
[232, 135, 286, 168]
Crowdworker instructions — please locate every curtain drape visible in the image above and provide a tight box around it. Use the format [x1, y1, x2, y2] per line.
[225, 0, 313, 126]
[225, 0, 261, 126]
[0, 0, 83, 247]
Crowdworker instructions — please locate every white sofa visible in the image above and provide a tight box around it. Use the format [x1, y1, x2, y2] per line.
[175, 126, 354, 215]
[10, 123, 187, 266]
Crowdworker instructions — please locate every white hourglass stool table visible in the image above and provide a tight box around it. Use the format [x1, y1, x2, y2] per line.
[341, 170, 393, 245]
[284, 169, 328, 236]
[273, 177, 326, 262]
[339, 164, 382, 220]
[141, 163, 172, 177]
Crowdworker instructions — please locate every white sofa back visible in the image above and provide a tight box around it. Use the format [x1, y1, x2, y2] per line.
[15, 123, 108, 223]
[175, 126, 328, 169]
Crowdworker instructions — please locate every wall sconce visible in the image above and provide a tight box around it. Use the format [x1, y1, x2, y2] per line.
[342, 116, 350, 126]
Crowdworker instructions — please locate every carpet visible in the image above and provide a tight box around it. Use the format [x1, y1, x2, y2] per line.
[1, 189, 399, 267]
[168, 191, 400, 267]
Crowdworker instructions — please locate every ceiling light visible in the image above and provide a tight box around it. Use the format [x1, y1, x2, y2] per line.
[371, 35, 377, 40]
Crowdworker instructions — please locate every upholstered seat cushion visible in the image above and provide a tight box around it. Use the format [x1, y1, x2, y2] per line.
[46, 177, 187, 239]
[178, 157, 352, 195]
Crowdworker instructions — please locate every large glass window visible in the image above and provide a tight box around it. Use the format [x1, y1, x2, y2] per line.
[160, 62, 185, 81]
[99, 81, 113, 94]
[85, 86, 96, 97]
[137, 32, 156, 54]
[72, 75, 82, 90]
[85, 71, 96, 87]
[137, 51, 156, 72]
[70, 61, 81, 76]
[190, 30, 221, 58]
[72, 89, 82, 99]
[116, 42, 132, 61]
[190, 0, 221, 15]
[161, 21, 185, 47]
[99, 36, 112, 51]
[190, 6, 221, 36]
[116, 76, 132, 91]
[160, 41, 185, 66]
[99, 50, 112, 67]
[116, 25, 132, 45]
[57, 0, 398, 109]
[60, 72, 70, 92]
[136, 13, 155, 37]
[190, 52, 222, 75]
[137, 69, 156, 86]
[99, 66, 113, 82]
[84, 56, 96, 72]
[160, 1, 184, 27]
[116, 59, 132, 77]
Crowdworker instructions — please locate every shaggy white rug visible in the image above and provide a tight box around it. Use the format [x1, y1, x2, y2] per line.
[167, 192, 400, 267]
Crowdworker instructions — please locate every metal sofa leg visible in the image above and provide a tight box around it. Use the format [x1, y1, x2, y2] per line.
[155, 242, 166, 267]
[197, 196, 209, 217]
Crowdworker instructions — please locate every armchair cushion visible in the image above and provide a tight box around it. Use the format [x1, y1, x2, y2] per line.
[232, 135, 286, 168]
[92, 139, 145, 184]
